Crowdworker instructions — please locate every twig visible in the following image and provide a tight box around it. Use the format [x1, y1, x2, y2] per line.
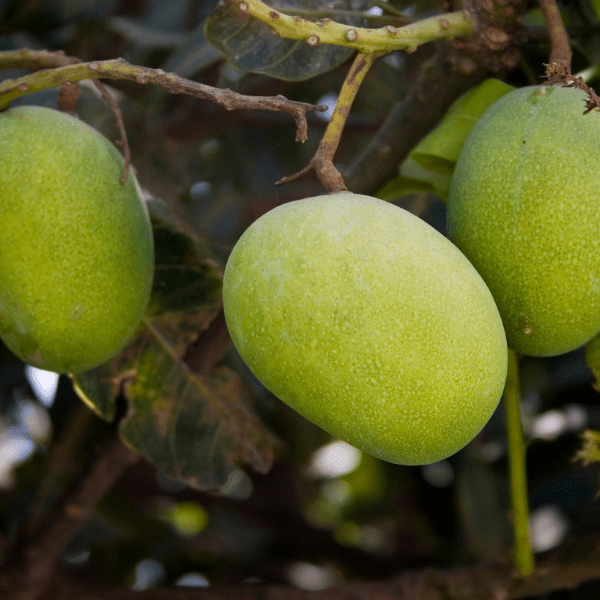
[546, 70, 600, 113]
[537, 0, 572, 73]
[183, 310, 233, 375]
[25, 403, 95, 534]
[534, 0, 600, 112]
[89, 79, 132, 182]
[0, 429, 139, 600]
[0, 48, 81, 69]
[56, 79, 79, 116]
[504, 350, 534, 576]
[235, 0, 475, 54]
[277, 52, 380, 191]
[0, 50, 326, 143]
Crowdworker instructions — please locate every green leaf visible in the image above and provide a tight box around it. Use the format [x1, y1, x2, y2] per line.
[72, 210, 274, 490]
[574, 430, 600, 466]
[72, 362, 123, 421]
[376, 156, 451, 202]
[574, 429, 600, 497]
[455, 451, 511, 562]
[377, 79, 515, 204]
[119, 325, 274, 490]
[521, 6, 577, 26]
[72, 211, 223, 422]
[585, 1, 600, 21]
[410, 78, 515, 176]
[205, 0, 370, 82]
[149, 223, 223, 317]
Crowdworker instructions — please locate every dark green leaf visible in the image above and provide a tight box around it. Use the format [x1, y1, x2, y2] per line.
[150, 224, 223, 317]
[120, 327, 274, 490]
[71, 211, 222, 421]
[72, 361, 123, 421]
[71, 210, 274, 489]
[205, 0, 370, 82]
[377, 157, 451, 202]
[455, 451, 511, 562]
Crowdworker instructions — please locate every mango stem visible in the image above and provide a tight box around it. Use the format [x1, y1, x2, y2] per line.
[505, 348, 535, 576]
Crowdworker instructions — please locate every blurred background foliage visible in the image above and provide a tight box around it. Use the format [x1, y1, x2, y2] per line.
[2, 0, 600, 597]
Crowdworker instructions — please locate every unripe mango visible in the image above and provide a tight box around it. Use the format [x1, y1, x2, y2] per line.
[448, 85, 600, 357]
[223, 192, 507, 465]
[0, 106, 154, 373]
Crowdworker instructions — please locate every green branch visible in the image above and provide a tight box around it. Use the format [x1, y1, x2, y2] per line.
[276, 8, 411, 26]
[505, 349, 535, 576]
[0, 51, 325, 142]
[236, 0, 475, 54]
[277, 52, 380, 191]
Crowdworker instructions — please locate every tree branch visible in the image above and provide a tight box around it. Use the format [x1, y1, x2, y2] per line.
[233, 0, 475, 54]
[343, 44, 487, 195]
[275, 7, 411, 26]
[535, 0, 600, 112]
[0, 429, 139, 600]
[537, 0, 572, 72]
[0, 50, 326, 143]
[277, 52, 380, 191]
[183, 310, 233, 376]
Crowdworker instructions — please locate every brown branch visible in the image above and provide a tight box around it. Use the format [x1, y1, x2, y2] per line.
[343, 43, 487, 195]
[534, 0, 600, 114]
[57, 79, 79, 116]
[537, 0, 600, 114]
[183, 310, 233, 375]
[546, 70, 600, 113]
[344, 0, 528, 196]
[537, 0, 572, 73]
[24, 403, 95, 534]
[0, 428, 139, 600]
[89, 79, 132, 182]
[277, 52, 380, 191]
[37, 531, 600, 599]
[0, 50, 327, 143]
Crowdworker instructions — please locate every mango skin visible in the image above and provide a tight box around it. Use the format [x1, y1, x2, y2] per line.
[223, 192, 507, 465]
[448, 86, 600, 357]
[0, 106, 154, 373]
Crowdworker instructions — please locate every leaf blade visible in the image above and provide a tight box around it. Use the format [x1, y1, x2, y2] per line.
[205, 0, 371, 81]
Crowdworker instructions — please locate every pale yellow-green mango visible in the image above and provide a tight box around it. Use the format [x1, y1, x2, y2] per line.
[223, 192, 507, 465]
[0, 106, 154, 373]
[448, 85, 600, 357]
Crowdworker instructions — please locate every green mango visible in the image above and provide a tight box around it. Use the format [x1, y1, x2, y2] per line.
[448, 85, 600, 357]
[0, 106, 154, 373]
[223, 192, 507, 465]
